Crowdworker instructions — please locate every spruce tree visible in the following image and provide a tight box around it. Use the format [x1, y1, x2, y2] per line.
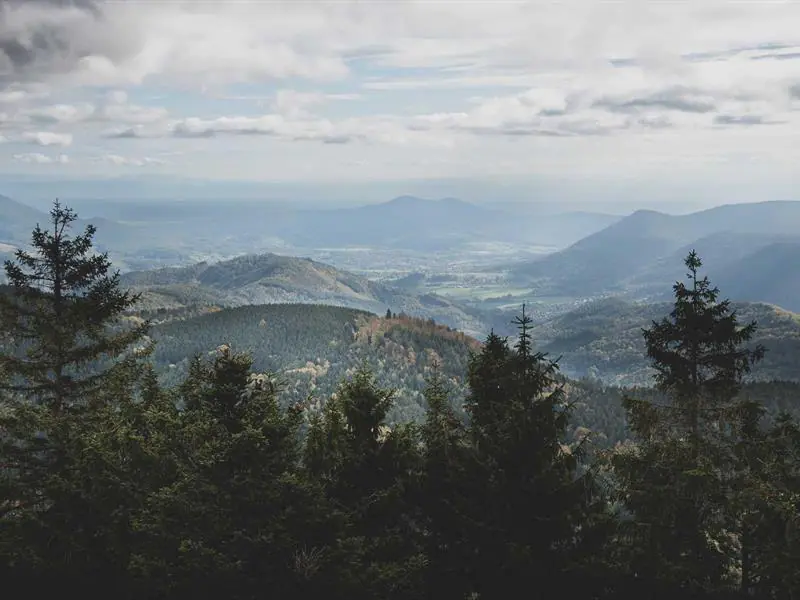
[613, 251, 765, 595]
[0, 202, 149, 594]
[0, 200, 148, 412]
[461, 306, 604, 599]
[304, 367, 425, 600]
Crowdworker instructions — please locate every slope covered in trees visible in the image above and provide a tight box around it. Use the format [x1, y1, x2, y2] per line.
[534, 297, 800, 385]
[145, 303, 479, 423]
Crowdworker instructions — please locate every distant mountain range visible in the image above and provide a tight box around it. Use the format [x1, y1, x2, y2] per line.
[513, 200, 800, 309]
[0, 193, 619, 261]
[120, 252, 504, 338]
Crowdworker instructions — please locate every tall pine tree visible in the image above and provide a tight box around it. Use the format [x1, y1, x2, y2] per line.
[0, 200, 148, 412]
[612, 251, 765, 596]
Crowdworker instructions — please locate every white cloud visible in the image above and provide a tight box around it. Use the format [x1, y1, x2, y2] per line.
[19, 131, 73, 147]
[99, 154, 166, 167]
[1, 0, 800, 188]
[13, 152, 69, 164]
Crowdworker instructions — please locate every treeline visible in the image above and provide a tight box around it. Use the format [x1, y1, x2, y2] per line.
[1, 203, 799, 600]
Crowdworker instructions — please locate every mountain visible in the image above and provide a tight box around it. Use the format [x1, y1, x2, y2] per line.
[120, 252, 500, 338]
[533, 297, 800, 385]
[267, 195, 513, 251]
[142, 304, 480, 424]
[0, 194, 46, 246]
[513, 201, 800, 297]
[713, 242, 800, 312]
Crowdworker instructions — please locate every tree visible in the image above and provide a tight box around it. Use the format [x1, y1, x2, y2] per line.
[457, 306, 605, 599]
[0, 201, 150, 594]
[0, 200, 148, 413]
[612, 251, 765, 595]
[304, 367, 426, 600]
[131, 345, 335, 600]
[418, 368, 472, 599]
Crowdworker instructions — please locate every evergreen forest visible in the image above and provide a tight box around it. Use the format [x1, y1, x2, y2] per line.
[2, 203, 799, 600]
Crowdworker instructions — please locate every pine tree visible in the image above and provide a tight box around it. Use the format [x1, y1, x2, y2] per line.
[304, 367, 426, 600]
[0, 202, 150, 594]
[612, 251, 765, 595]
[0, 200, 148, 413]
[419, 368, 472, 599]
[460, 306, 604, 599]
[131, 346, 332, 600]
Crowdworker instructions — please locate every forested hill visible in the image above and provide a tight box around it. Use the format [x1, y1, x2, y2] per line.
[121, 252, 496, 337]
[535, 297, 800, 385]
[143, 303, 480, 423]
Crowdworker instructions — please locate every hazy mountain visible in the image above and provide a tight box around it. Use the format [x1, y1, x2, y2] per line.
[0, 194, 46, 246]
[513, 201, 800, 297]
[713, 242, 800, 312]
[534, 297, 800, 385]
[120, 252, 499, 337]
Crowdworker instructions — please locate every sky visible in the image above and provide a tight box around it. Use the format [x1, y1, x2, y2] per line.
[1, 0, 799, 206]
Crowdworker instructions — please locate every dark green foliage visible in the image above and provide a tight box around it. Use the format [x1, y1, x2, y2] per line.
[305, 367, 426, 599]
[612, 252, 767, 595]
[533, 297, 800, 386]
[0, 200, 148, 411]
[423, 307, 609, 599]
[128, 346, 338, 599]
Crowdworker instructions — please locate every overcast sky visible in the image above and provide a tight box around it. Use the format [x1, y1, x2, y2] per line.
[1, 0, 799, 204]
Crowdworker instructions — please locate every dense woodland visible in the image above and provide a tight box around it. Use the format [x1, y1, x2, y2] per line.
[1, 202, 800, 599]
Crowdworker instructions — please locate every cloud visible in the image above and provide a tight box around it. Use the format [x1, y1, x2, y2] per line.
[98, 153, 166, 166]
[20, 102, 94, 124]
[594, 87, 717, 114]
[19, 131, 72, 146]
[1, 0, 800, 186]
[713, 114, 780, 126]
[13, 152, 69, 164]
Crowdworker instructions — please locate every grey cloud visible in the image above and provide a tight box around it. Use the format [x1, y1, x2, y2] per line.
[595, 87, 716, 114]
[634, 115, 673, 129]
[790, 83, 800, 100]
[751, 52, 800, 61]
[102, 127, 143, 139]
[320, 135, 352, 144]
[713, 114, 781, 126]
[0, 0, 139, 83]
[171, 123, 216, 139]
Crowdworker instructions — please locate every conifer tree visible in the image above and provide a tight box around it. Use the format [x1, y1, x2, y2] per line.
[461, 306, 604, 599]
[0, 202, 150, 593]
[612, 251, 765, 595]
[304, 367, 425, 600]
[419, 368, 472, 599]
[0, 200, 148, 412]
[131, 346, 331, 600]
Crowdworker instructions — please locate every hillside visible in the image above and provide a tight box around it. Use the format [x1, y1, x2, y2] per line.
[144, 304, 481, 423]
[533, 297, 800, 386]
[513, 200, 800, 298]
[121, 252, 497, 337]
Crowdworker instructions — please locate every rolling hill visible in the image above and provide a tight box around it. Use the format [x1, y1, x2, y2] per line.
[120, 252, 502, 338]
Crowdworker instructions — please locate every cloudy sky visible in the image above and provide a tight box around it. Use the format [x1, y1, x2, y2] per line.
[1, 0, 799, 203]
